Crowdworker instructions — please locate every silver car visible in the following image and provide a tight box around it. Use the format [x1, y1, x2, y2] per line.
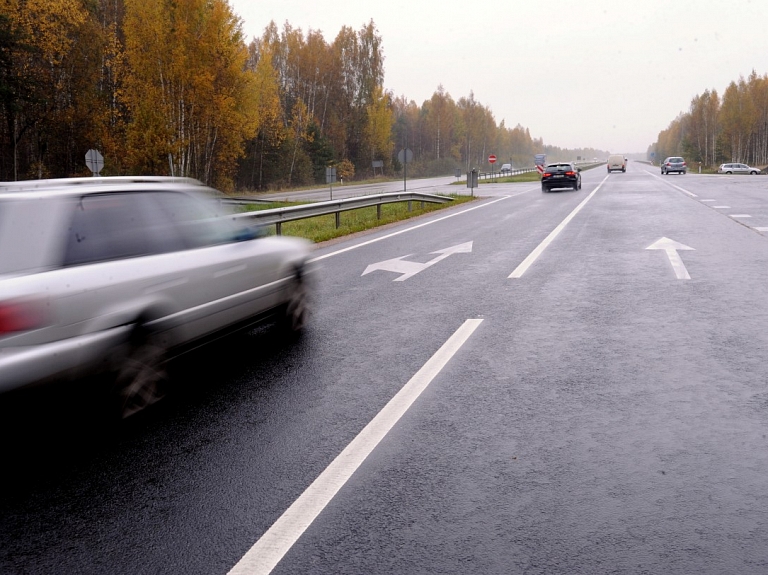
[0, 177, 312, 416]
[661, 157, 687, 174]
[717, 163, 761, 175]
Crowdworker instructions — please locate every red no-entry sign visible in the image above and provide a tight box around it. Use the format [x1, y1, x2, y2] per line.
[488, 155, 497, 164]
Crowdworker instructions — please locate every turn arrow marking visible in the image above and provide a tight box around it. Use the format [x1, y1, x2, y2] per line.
[646, 237, 695, 279]
[362, 241, 473, 281]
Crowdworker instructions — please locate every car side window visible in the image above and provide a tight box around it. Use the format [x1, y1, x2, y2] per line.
[149, 191, 236, 249]
[63, 192, 193, 266]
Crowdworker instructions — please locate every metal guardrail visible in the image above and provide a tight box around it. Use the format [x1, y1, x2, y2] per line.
[229, 191, 454, 235]
[477, 167, 537, 180]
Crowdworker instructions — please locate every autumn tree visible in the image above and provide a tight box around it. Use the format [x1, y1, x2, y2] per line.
[123, 0, 258, 189]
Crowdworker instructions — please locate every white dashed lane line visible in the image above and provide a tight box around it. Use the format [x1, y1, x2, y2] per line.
[730, 214, 752, 218]
[713, 205, 731, 209]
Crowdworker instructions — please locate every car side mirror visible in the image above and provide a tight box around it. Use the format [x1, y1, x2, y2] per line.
[235, 223, 267, 241]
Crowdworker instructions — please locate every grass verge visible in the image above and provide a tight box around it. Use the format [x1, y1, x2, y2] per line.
[239, 194, 476, 243]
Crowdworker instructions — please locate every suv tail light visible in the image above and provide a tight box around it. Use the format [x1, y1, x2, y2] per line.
[542, 172, 552, 177]
[0, 298, 49, 334]
[565, 171, 576, 176]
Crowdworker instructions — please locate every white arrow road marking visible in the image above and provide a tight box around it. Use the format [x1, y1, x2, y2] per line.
[227, 318, 484, 575]
[646, 237, 695, 280]
[362, 241, 473, 281]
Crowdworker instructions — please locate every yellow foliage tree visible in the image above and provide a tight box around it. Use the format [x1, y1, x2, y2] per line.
[123, 0, 258, 189]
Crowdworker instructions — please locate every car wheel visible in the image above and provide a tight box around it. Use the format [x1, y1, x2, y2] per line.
[279, 268, 310, 336]
[726, 171, 732, 174]
[751, 171, 758, 175]
[114, 329, 168, 418]
[541, 185, 548, 193]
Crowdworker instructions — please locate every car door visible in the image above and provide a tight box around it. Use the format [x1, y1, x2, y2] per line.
[147, 191, 287, 339]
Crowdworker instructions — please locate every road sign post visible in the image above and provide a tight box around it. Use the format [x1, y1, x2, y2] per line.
[488, 154, 497, 182]
[397, 148, 413, 192]
[326, 167, 337, 200]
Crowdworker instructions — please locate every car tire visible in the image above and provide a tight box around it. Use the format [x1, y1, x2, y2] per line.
[114, 328, 168, 418]
[751, 171, 758, 175]
[278, 268, 310, 337]
[542, 185, 548, 193]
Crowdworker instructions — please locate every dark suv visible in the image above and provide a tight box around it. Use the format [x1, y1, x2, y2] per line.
[541, 163, 582, 192]
[661, 157, 687, 174]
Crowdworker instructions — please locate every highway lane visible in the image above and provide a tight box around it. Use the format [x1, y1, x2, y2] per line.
[2, 162, 768, 574]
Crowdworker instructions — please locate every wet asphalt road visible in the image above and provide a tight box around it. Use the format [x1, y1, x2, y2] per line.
[3, 163, 768, 574]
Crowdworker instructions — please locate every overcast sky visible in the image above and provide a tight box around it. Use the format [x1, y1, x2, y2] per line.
[229, 0, 768, 154]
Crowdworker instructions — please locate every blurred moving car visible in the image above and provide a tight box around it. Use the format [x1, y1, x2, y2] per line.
[0, 177, 313, 417]
[541, 163, 582, 192]
[661, 157, 687, 174]
[717, 163, 761, 175]
[500, 163, 513, 174]
[607, 154, 626, 173]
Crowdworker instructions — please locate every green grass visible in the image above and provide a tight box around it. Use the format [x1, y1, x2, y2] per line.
[240, 194, 476, 243]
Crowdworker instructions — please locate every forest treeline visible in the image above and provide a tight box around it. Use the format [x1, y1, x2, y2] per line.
[0, 0, 607, 190]
[651, 70, 768, 168]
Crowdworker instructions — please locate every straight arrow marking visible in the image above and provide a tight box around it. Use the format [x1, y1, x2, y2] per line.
[646, 237, 694, 280]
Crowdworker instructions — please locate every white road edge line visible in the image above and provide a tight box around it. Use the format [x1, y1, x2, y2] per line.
[644, 170, 698, 197]
[227, 318, 484, 575]
[308, 191, 534, 263]
[508, 175, 609, 278]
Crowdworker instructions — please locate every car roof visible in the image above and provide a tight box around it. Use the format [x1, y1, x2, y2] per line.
[0, 176, 215, 200]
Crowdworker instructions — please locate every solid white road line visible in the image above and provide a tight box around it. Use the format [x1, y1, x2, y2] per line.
[227, 319, 484, 575]
[309, 190, 536, 263]
[508, 176, 609, 278]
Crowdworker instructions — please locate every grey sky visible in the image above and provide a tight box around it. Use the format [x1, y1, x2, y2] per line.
[229, 0, 768, 154]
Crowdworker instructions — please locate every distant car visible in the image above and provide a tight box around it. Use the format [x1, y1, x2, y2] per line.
[717, 163, 761, 175]
[0, 177, 313, 417]
[500, 163, 513, 174]
[541, 162, 582, 192]
[661, 157, 687, 174]
[607, 154, 626, 173]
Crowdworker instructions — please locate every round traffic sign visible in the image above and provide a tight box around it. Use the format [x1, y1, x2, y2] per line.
[488, 155, 497, 164]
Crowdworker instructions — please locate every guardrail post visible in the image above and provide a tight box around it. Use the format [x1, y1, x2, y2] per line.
[377, 204, 381, 219]
[276, 222, 282, 235]
[420, 201, 424, 209]
[408, 200, 412, 212]
[335, 212, 340, 228]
